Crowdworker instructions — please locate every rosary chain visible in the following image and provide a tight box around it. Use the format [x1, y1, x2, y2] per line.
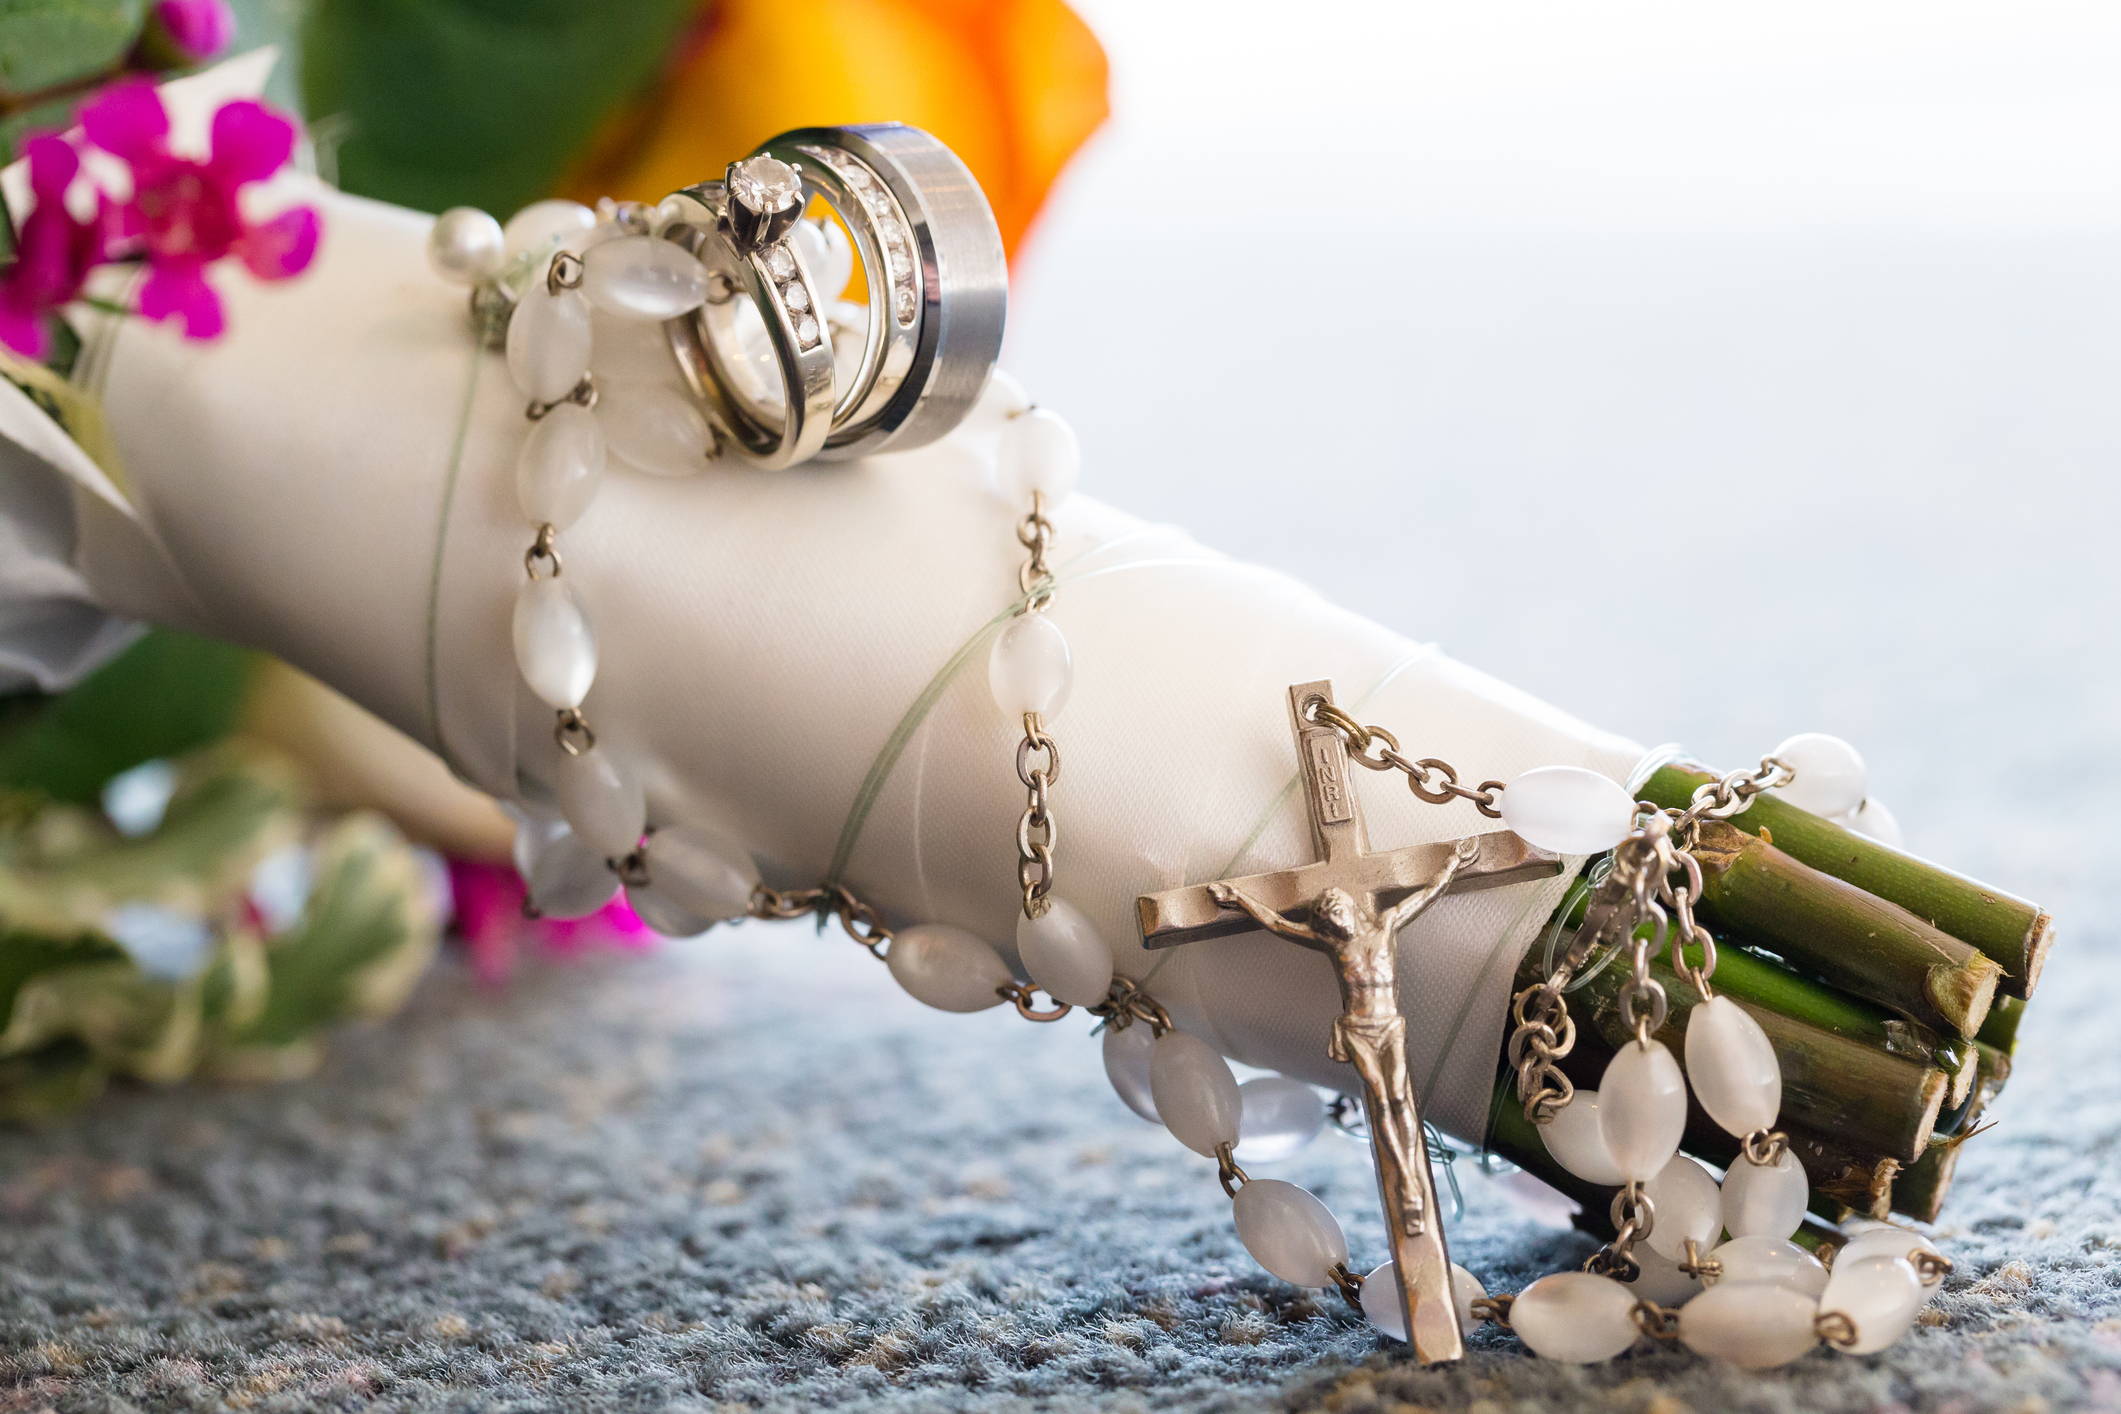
[746, 881, 896, 962]
[1505, 978, 1578, 1123]
[1017, 488, 1056, 611]
[1326, 1261, 1364, 1313]
[1301, 697, 1506, 818]
[1017, 712, 1060, 915]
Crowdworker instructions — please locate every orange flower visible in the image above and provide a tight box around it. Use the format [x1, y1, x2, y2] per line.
[558, 0, 1108, 257]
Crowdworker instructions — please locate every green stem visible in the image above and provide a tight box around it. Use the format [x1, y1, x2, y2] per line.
[1892, 1138, 1964, 1225]
[1644, 765, 2050, 999]
[1976, 993, 2024, 1053]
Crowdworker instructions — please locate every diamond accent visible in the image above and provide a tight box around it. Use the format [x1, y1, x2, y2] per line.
[785, 282, 811, 313]
[796, 317, 821, 346]
[763, 245, 796, 281]
[893, 288, 917, 323]
[731, 155, 802, 215]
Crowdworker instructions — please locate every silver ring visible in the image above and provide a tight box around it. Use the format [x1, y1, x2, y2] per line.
[658, 168, 838, 471]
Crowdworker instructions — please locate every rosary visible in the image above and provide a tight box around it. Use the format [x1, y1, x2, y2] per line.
[424, 122, 1967, 1369]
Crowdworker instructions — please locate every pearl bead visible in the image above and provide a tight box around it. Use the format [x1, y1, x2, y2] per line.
[1015, 896, 1112, 1007]
[507, 284, 593, 404]
[1709, 1235, 1828, 1296]
[988, 613, 1074, 721]
[1230, 1179, 1346, 1287]
[556, 747, 644, 860]
[427, 207, 505, 285]
[1721, 1148, 1809, 1242]
[1643, 1154, 1724, 1262]
[625, 882, 714, 938]
[1840, 796, 1903, 847]
[1499, 766, 1637, 856]
[581, 235, 710, 320]
[525, 825, 618, 919]
[1101, 1021, 1160, 1122]
[1597, 1039, 1688, 1182]
[503, 199, 597, 258]
[1678, 1280, 1820, 1368]
[594, 379, 714, 478]
[790, 218, 853, 302]
[1233, 1077, 1324, 1164]
[1819, 1254, 1923, 1354]
[1771, 733, 1868, 817]
[1360, 1261, 1485, 1343]
[1626, 1242, 1705, 1306]
[512, 576, 596, 709]
[885, 924, 1012, 1012]
[1511, 1272, 1641, 1362]
[1684, 994, 1782, 1137]
[642, 825, 759, 923]
[517, 402, 606, 530]
[996, 408, 1082, 503]
[1539, 1088, 1629, 1185]
[1149, 1030, 1241, 1157]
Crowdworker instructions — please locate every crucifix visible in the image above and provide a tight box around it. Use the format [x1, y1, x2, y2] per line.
[1135, 680, 1560, 1363]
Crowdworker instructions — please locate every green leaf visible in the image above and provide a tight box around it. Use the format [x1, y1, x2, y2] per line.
[0, 0, 144, 99]
[299, 0, 697, 217]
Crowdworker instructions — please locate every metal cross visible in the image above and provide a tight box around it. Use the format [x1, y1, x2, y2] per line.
[1135, 680, 1559, 1362]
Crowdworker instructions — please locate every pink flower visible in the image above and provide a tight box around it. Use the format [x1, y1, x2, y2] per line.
[444, 858, 655, 987]
[148, 0, 237, 62]
[0, 135, 110, 359]
[80, 80, 319, 340]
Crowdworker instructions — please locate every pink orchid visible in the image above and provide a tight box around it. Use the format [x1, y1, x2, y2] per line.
[148, 0, 237, 63]
[80, 80, 319, 340]
[0, 135, 110, 360]
[445, 858, 656, 988]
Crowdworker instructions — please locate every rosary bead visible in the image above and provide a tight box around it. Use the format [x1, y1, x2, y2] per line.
[790, 217, 854, 303]
[1497, 766, 1637, 856]
[1627, 1242, 1706, 1306]
[625, 882, 714, 938]
[427, 207, 505, 285]
[1230, 1178, 1347, 1288]
[1233, 1076, 1325, 1164]
[1720, 1148, 1809, 1242]
[1512, 1272, 1642, 1363]
[1101, 1021, 1160, 1122]
[1839, 796, 1903, 847]
[513, 576, 597, 710]
[1818, 1254, 1924, 1354]
[595, 380, 715, 478]
[1643, 1154, 1724, 1261]
[1359, 1260, 1486, 1343]
[581, 234, 711, 321]
[1677, 1280, 1820, 1368]
[1837, 1223, 1938, 1270]
[557, 747, 645, 860]
[1149, 1030, 1242, 1157]
[516, 402, 606, 530]
[1597, 1039, 1689, 1183]
[507, 283, 594, 405]
[638, 825, 759, 925]
[1709, 1235, 1828, 1296]
[1015, 896, 1112, 1007]
[885, 924, 1013, 1012]
[996, 407, 1082, 503]
[1771, 733, 1867, 818]
[988, 613, 1074, 721]
[1684, 994, 1782, 1137]
[525, 825, 619, 919]
[1539, 1088, 1629, 1185]
[503, 199, 597, 258]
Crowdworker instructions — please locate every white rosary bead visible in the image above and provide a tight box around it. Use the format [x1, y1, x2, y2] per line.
[1837, 1223, 1939, 1270]
[884, 924, 1013, 1012]
[625, 882, 714, 938]
[427, 207, 505, 285]
[1538, 1088, 1629, 1185]
[1360, 1261, 1485, 1343]
[1720, 1148, 1810, 1242]
[1233, 1077, 1324, 1164]
[511, 811, 568, 880]
[1771, 733, 1868, 817]
[1627, 1242, 1706, 1306]
[512, 576, 597, 710]
[1597, 1039, 1689, 1182]
[1148, 1030, 1241, 1157]
[556, 747, 645, 860]
[1512, 1272, 1642, 1363]
[1498, 766, 1637, 856]
[1818, 1254, 1925, 1355]
[1678, 1281, 1820, 1368]
[503, 199, 597, 258]
[1643, 1154, 1724, 1261]
[1709, 1235, 1828, 1295]
[507, 282, 594, 405]
[790, 218, 854, 303]
[996, 408, 1082, 503]
[1229, 1179, 1346, 1288]
[1015, 896, 1112, 1007]
[525, 824, 619, 919]
[640, 824, 759, 924]
[581, 234, 711, 321]
[1684, 994, 1782, 1137]
[594, 380, 715, 478]
[988, 613, 1074, 721]
[1101, 1022, 1160, 1122]
[1838, 796, 1903, 847]
[517, 403, 606, 530]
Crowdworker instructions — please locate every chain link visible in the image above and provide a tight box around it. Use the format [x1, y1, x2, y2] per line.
[1326, 1261, 1364, 1312]
[1017, 711, 1059, 915]
[1214, 1141, 1250, 1198]
[1506, 979, 1579, 1123]
[746, 881, 896, 962]
[1088, 976, 1172, 1036]
[1016, 487, 1056, 612]
[1300, 697, 1506, 818]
